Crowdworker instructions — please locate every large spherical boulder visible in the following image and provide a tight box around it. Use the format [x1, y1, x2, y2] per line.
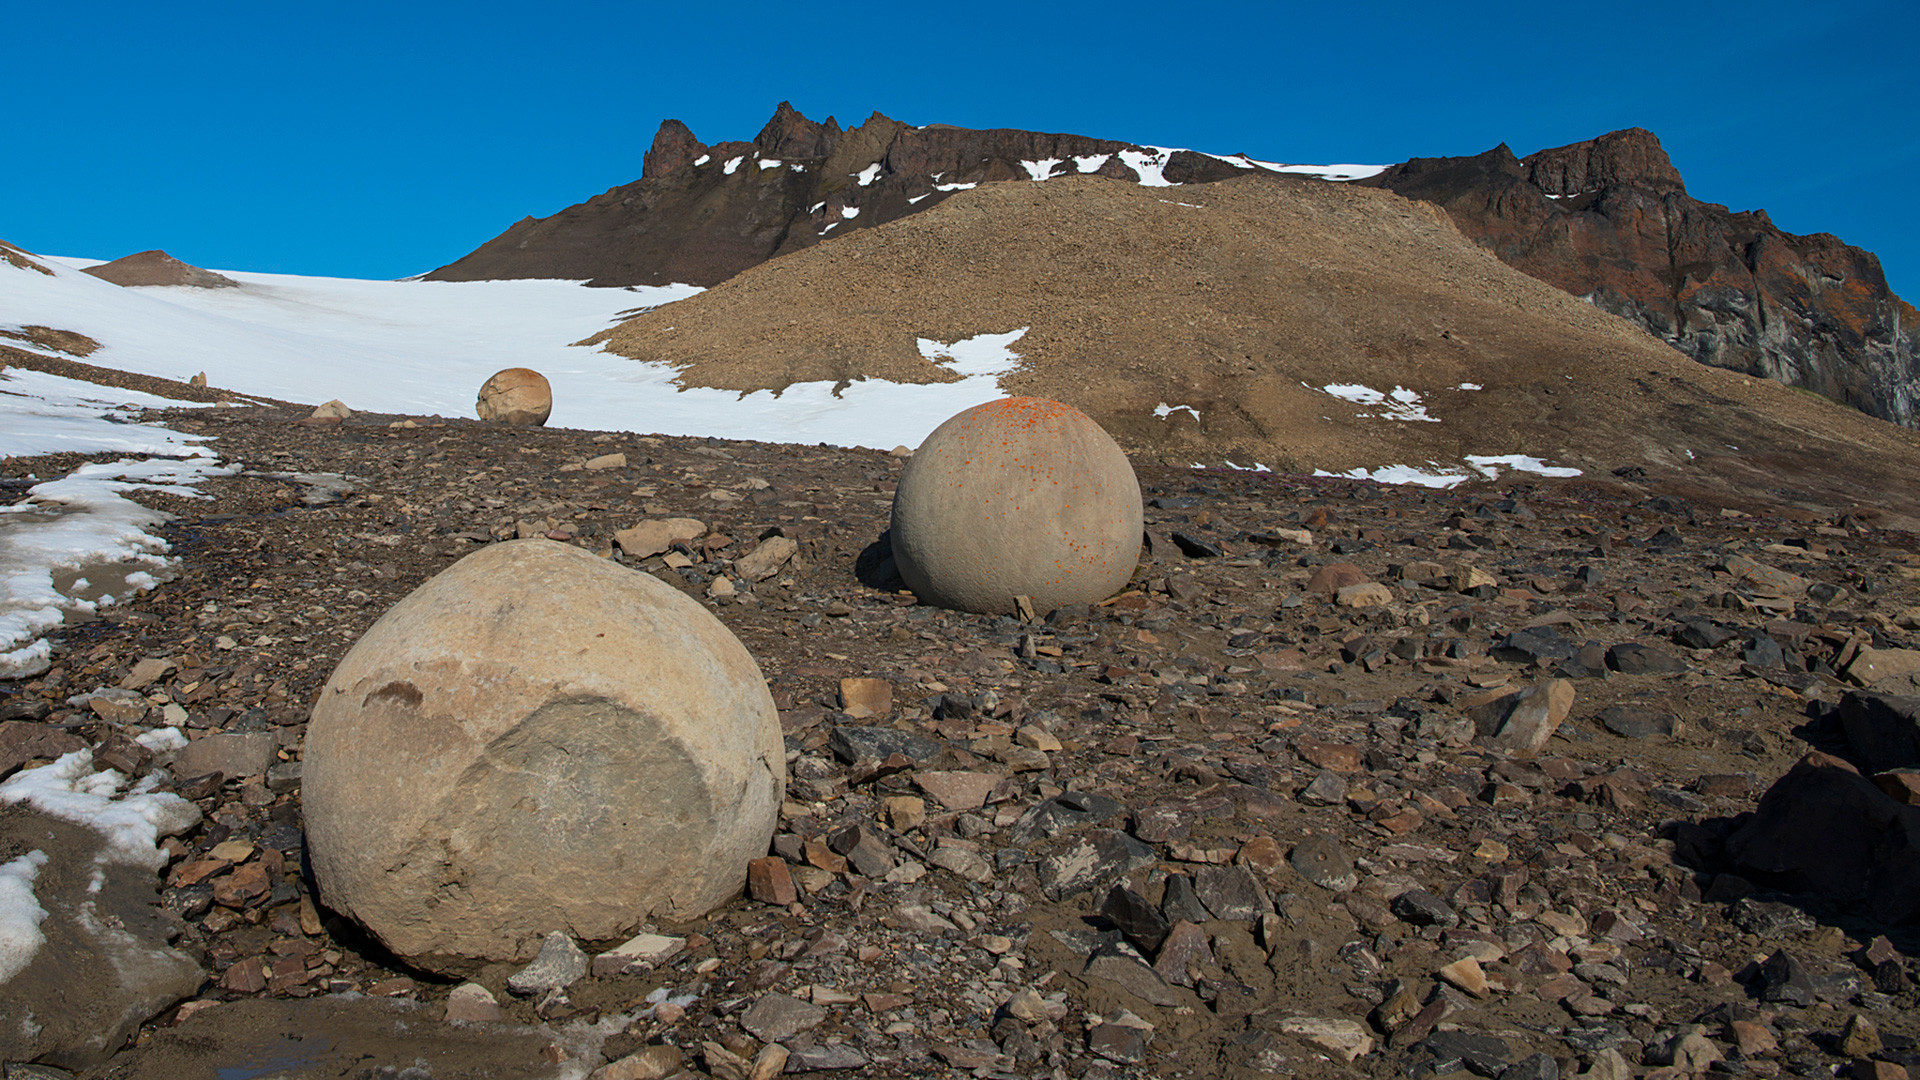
[302, 539, 784, 973]
[476, 367, 552, 426]
[891, 397, 1142, 614]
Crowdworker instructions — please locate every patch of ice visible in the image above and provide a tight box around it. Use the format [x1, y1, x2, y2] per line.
[0, 850, 49, 985]
[1456, 382, 1483, 391]
[1314, 464, 1471, 489]
[854, 163, 883, 186]
[692, 154, 711, 167]
[1021, 158, 1063, 182]
[1154, 403, 1200, 421]
[723, 156, 744, 175]
[0, 751, 201, 872]
[1073, 154, 1111, 173]
[934, 181, 977, 192]
[840, 206, 859, 220]
[1463, 455, 1583, 480]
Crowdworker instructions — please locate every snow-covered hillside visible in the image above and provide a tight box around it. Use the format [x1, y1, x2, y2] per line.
[3, 254, 1027, 447]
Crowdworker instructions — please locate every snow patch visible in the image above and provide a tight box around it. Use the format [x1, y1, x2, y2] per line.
[692, 154, 711, 167]
[1021, 158, 1063, 181]
[1465, 455, 1582, 479]
[1, 452, 234, 678]
[934, 181, 977, 192]
[723, 156, 744, 175]
[1456, 383, 1483, 391]
[907, 194, 930, 204]
[1154, 403, 1200, 421]
[854, 163, 883, 186]
[840, 206, 859, 220]
[757, 158, 783, 170]
[0, 751, 201, 873]
[1314, 464, 1472, 489]
[1073, 154, 1111, 173]
[1321, 383, 1437, 422]
[0, 851, 49, 984]
[1118, 149, 1175, 187]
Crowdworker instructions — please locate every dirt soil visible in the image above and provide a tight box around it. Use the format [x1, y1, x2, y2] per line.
[79, 250, 240, 289]
[583, 176, 1920, 528]
[2, 403, 1917, 1079]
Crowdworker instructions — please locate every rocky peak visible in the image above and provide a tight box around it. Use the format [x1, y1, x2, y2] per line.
[753, 101, 842, 161]
[641, 119, 706, 181]
[1523, 128, 1685, 197]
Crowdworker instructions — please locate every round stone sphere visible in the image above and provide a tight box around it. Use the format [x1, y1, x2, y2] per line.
[302, 539, 784, 973]
[476, 367, 552, 426]
[891, 397, 1142, 615]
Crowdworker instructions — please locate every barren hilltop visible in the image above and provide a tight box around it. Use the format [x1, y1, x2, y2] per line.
[428, 104, 1917, 428]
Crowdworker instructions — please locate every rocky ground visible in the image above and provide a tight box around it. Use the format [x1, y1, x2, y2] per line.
[4, 403, 1920, 1080]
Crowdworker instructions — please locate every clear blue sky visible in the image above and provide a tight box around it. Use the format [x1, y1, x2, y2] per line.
[7, 1, 1914, 299]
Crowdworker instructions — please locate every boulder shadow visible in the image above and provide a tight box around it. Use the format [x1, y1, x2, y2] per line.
[855, 530, 906, 592]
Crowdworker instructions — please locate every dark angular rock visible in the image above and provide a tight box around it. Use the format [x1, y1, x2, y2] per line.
[1170, 532, 1223, 558]
[1194, 865, 1271, 921]
[1596, 706, 1678, 739]
[1675, 619, 1738, 650]
[1606, 642, 1690, 675]
[827, 725, 942, 765]
[1101, 885, 1171, 953]
[1724, 751, 1920, 923]
[1757, 948, 1814, 1006]
[1501, 1051, 1560, 1080]
[1727, 898, 1817, 936]
[1038, 829, 1154, 899]
[1007, 790, 1125, 844]
[1494, 627, 1577, 664]
[1743, 635, 1788, 670]
[1161, 873, 1211, 924]
[1088, 1022, 1149, 1064]
[1422, 1030, 1514, 1077]
[1838, 691, 1920, 773]
[1391, 889, 1459, 927]
[1555, 643, 1611, 679]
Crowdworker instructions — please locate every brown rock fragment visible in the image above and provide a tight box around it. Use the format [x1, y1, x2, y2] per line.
[747, 857, 797, 905]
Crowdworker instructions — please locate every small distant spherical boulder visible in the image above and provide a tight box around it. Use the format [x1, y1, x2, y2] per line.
[891, 396, 1142, 614]
[476, 367, 553, 426]
[302, 539, 784, 974]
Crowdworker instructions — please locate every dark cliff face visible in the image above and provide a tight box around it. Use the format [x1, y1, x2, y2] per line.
[1363, 129, 1919, 427]
[423, 102, 1257, 290]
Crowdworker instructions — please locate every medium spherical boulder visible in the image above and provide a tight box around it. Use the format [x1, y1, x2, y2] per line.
[891, 397, 1142, 614]
[476, 367, 552, 426]
[302, 539, 784, 973]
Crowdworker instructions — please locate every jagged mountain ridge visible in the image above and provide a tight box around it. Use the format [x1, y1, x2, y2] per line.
[1362, 130, 1919, 427]
[422, 102, 1370, 289]
[427, 104, 1916, 427]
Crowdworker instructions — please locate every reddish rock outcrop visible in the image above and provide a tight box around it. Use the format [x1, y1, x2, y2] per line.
[1364, 130, 1919, 426]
